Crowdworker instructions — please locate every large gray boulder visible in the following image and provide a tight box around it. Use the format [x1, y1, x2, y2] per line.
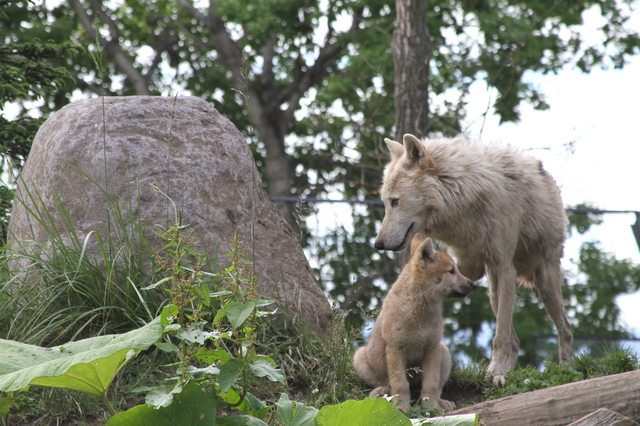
[8, 96, 332, 335]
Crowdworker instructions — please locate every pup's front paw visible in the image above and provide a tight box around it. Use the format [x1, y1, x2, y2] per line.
[392, 394, 411, 412]
[438, 398, 456, 411]
[369, 386, 388, 397]
[420, 396, 456, 411]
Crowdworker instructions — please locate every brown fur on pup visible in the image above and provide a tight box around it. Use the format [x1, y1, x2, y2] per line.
[353, 233, 476, 412]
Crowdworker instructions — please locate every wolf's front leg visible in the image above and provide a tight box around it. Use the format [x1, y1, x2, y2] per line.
[486, 264, 520, 386]
[386, 347, 411, 412]
[420, 342, 455, 410]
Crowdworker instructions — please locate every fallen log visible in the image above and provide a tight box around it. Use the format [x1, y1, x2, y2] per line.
[567, 408, 638, 426]
[447, 369, 640, 426]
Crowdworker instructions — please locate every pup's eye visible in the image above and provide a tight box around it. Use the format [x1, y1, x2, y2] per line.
[391, 198, 399, 207]
[448, 268, 455, 275]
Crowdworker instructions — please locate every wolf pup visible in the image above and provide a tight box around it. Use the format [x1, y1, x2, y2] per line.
[375, 134, 573, 386]
[353, 233, 476, 412]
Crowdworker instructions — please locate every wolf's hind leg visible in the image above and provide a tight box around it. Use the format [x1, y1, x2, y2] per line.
[534, 260, 573, 364]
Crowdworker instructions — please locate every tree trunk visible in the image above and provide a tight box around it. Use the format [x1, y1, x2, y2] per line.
[392, 0, 432, 142]
[245, 100, 297, 234]
[447, 369, 640, 426]
[391, 0, 432, 266]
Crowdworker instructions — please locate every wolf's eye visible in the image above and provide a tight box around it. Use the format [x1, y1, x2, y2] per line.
[448, 268, 455, 275]
[391, 198, 399, 207]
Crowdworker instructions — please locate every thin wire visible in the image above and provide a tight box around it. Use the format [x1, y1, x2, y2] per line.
[269, 196, 640, 215]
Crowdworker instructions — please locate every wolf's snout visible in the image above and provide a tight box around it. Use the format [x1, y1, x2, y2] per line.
[470, 280, 477, 289]
[374, 240, 385, 250]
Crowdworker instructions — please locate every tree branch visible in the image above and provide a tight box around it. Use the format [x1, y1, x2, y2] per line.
[69, 0, 152, 95]
[68, 70, 107, 96]
[146, 26, 177, 79]
[87, 0, 120, 41]
[279, 7, 365, 129]
[259, 35, 278, 103]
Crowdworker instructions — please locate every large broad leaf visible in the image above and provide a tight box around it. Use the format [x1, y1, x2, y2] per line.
[276, 393, 318, 426]
[215, 415, 269, 426]
[30, 347, 136, 398]
[314, 398, 411, 426]
[410, 414, 478, 425]
[106, 382, 220, 426]
[0, 317, 163, 394]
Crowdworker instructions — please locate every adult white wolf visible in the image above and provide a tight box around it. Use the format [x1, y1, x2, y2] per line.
[374, 134, 573, 384]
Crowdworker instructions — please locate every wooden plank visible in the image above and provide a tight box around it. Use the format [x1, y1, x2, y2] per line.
[567, 408, 639, 426]
[446, 369, 640, 426]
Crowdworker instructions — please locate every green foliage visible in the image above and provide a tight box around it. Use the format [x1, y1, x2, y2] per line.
[572, 345, 640, 378]
[0, 1, 84, 244]
[484, 347, 640, 400]
[313, 397, 478, 426]
[257, 310, 367, 408]
[106, 382, 222, 426]
[315, 398, 411, 426]
[0, 39, 82, 108]
[276, 393, 318, 426]
[567, 202, 604, 236]
[567, 241, 640, 337]
[412, 414, 479, 426]
[108, 222, 286, 423]
[484, 362, 583, 400]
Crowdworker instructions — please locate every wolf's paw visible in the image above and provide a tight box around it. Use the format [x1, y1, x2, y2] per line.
[487, 360, 510, 388]
[492, 373, 506, 388]
[423, 398, 456, 411]
[439, 399, 456, 411]
[369, 386, 388, 397]
[395, 401, 411, 413]
[420, 396, 456, 411]
[392, 394, 411, 412]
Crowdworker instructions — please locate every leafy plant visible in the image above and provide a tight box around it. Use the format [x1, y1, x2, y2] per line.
[106, 382, 221, 426]
[0, 318, 163, 415]
[315, 398, 411, 426]
[109, 221, 285, 424]
[257, 309, 368, 408]
[572, 345, 640, 378]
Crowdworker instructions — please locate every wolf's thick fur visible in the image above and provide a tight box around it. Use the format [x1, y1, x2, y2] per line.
[354, 234, 476, 411]
[374, 134, 573, 383]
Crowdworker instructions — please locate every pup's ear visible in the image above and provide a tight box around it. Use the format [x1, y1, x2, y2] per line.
[403, 134, 436, 172]
[410, 233, 425, 256]
[384, 137, 405, 161]
[420, 238, 437, 262]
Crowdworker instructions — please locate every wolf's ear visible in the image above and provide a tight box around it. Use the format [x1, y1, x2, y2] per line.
[403, 134, 436, 171]
[410, 233, 426, 256]
[420, 238, 437, 262]
[384, 138, 405, 161]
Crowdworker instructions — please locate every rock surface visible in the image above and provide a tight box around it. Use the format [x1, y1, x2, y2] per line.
[8, 96, 332, 334]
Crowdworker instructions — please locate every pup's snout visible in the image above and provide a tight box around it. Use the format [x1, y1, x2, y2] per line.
[470, 280, 477, 289]
[374, 240, 385, 250]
